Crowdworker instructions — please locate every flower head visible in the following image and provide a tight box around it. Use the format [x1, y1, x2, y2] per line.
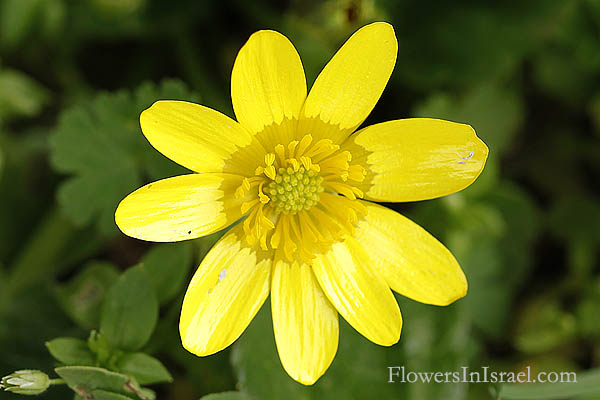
[1, 370, 50, 395]
[115, 22, 488, 384]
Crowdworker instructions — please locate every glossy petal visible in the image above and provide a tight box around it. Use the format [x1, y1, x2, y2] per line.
[140, 101, 253, 173]
[346, 118, 488, 202]
[115, 173, 244, 242]
[231, 30, 307, 134]
[180, 224, 272, 356]
[299, 22, 397, 143]
[271, 257, 338, 385]
[312, 236, 402, 346]
[355, 202, 467, 306]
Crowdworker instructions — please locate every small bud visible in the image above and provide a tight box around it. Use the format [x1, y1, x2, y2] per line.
[1, 370, 50, 395]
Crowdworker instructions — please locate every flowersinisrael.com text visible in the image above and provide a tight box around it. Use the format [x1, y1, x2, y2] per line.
[387, 366, 577, 384]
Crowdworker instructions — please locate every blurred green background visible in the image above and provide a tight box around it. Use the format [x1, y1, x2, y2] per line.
[0, 0, 599, 399]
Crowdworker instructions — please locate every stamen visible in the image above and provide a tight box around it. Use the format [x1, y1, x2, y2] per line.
[241, 199, 259, 214]
[235, 176, 265, 198]
[297, 211, 319, 242]
[264, 165, 276, 179]
[348, 164, 366, 182]
[258, 181, 270, 204]
[270, 218, 283, 249]
[310, 207, 346, 242]
[274, 144, 286, 166]
[305, 139, 340, 162]
[281, 216, 297, 260]
[296, 134, 313, 157]
[323, 181, 360, 200]
[287, 140, 299, 159]
[265, 153, 275, 166]
[234, 130, 368, 261]
[287, 158, 300, 171]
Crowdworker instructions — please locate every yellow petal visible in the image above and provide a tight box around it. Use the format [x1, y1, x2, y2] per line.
[140, 100, 253, 173]
[180, 224, 272, 356]
[346, 118, 489, 202]
[231, 30, 307, 134]
[299, 22, 397, 144]
[271, 257, 338, 385]
[115, 173, 244, 242]
[312, 236, 402, 346]
[354, 201, 467, 306]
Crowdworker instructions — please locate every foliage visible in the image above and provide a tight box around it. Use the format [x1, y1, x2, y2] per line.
[0, 0, 598, 399]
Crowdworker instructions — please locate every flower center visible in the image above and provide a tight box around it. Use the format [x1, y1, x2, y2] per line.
[234, 133, 368, 261]
[265, 167, 324, 214]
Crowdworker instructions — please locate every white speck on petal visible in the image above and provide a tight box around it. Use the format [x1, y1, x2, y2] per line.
[218, 269, 227, 281]
[458, 151, 475, 164]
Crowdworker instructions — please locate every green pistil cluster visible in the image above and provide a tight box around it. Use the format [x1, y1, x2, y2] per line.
[266, 166, 324, 214]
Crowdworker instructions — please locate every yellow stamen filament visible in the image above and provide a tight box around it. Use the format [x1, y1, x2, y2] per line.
[241, 199, 259, 214]
[348, 164, 366, 182]
[296, 134, 313, 156]
[287, 140, 299, 158]
[235, 176, 265, 198]
[258, 181, 269, 204]
[274, 144, 286, 165]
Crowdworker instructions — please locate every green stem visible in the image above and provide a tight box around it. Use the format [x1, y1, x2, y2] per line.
[6, 208, 73, 291]
[0, 208, 73, 310]
[48, 378, 66, 385]
[568, 240, 595, 281]
[0, 208, 108, 315]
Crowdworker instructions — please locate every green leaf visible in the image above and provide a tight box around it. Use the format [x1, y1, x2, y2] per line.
[49, 79, 199, 235]
[100, 265, 158, 351]
[55, 366, 147, 400]
[46, 337, 96, 366]
[0, 68, 49, 121]
[497, 368, 600, 399]
[55, 261, 120, 330]
[90, 390, 136, 400]
[138, 387, 156, 400]
[440, 184, 540, 338]
[115, 352, 173, 385]
[74, 390, 138, 400]
[0, 0, 45, 48]
[142, 243, 193, 305]
[513, 298, 576, 354]
[200, 392, 251, 400]
[39, 0, 66, 40]
[576, 280, 600, 339]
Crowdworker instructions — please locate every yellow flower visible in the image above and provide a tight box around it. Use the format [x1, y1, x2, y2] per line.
[115, 22, 488, 385]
